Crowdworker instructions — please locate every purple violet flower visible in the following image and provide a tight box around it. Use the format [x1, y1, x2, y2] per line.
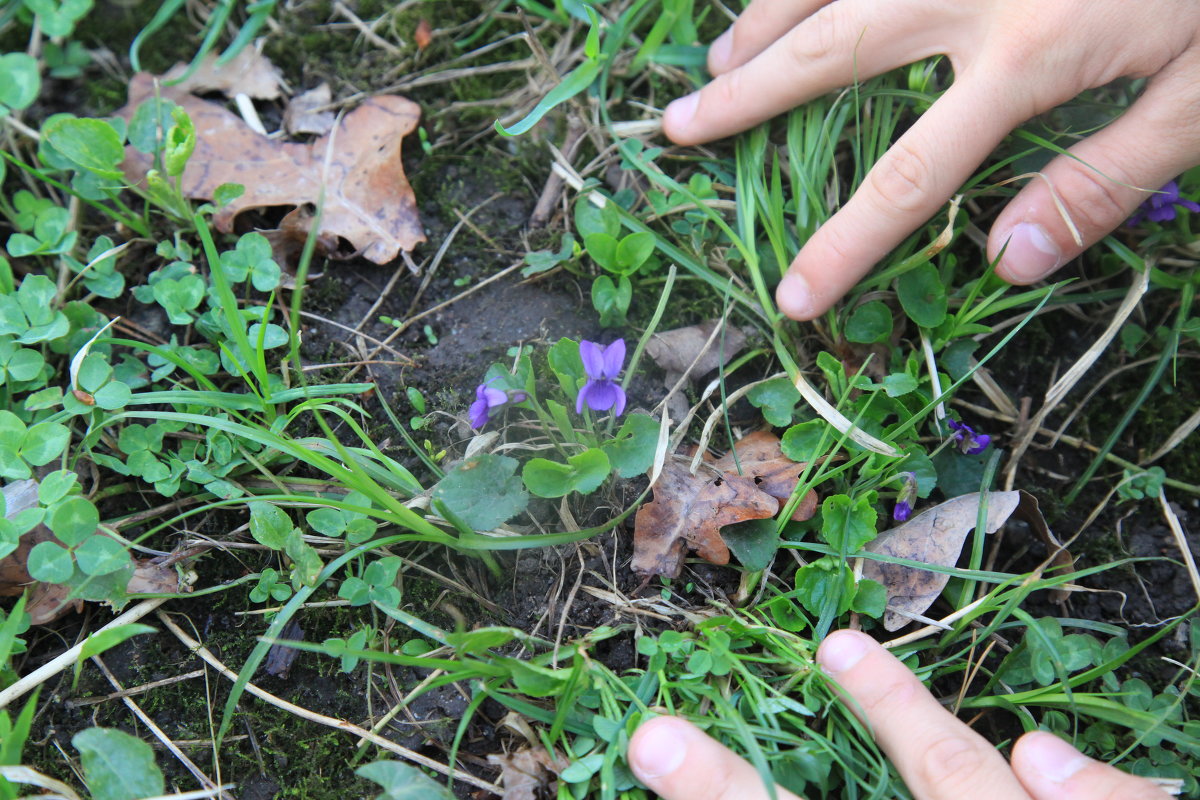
[576, 339, 627, 416]
[948, 418, 991, 455]
[893, 471, 918, 522]
[1129, 180, 1200, 225]
[469, 380, 509, 429]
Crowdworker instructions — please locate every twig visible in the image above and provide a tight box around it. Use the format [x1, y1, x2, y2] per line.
[91, 656, 225, 798]
[0, 599, 166, 711]
[66, 668, 207, 707]
[156, 611, 502, 795]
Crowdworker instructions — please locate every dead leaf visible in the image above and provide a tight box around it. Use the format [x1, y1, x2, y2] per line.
[711, 431, 818, 522]
[0, 479, 52, 597]
[646, 320, 747, 380]
[1014, 490, 1074, 605]
[118, 73, 425, 264]
[163, 47, 285, 100]
[862, 491, 1020, 631]
[633, 432, 815, 577]
[284, 82, 336, 136]
[414, 19, 434, 51]
[486, 747, 564, 800]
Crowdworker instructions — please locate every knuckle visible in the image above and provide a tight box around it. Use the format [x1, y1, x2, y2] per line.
[915, 731, 995, 791]
[788, 7, 841, 65]
[867, 140, 933, 215]
[1055, 160, 1135, 237]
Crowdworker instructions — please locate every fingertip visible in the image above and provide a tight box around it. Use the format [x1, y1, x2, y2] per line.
[989, 220, 1065, 284]
[662, 93, 699, 144]
[1011, 732, 1091, 785]
[816, 629, 875, 674]
[776, 271, 819, 320]
[628, 716, 691, 782]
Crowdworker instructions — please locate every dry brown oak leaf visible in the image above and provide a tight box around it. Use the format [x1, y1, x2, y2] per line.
[117, 73, 425, 264]
[632, 431, 817, 578]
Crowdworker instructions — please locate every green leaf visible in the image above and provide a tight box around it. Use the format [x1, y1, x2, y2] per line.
[41, 117, 126, 181]
[306, 507, 346, 537]
[494, 56, 601, 137]
[19, 421, 70, 465]
[721, 518, 780, 571]
[897, 264, 948, 328]
[819, 494, 877, 552]
[583, 231, 619, 271]
[881, 373, 918, 397]
[127, 96, 182, 154]
[163, 106, 195, 176]
[27, 540, 74, 583]
[75, 535, 131, 576]
[356, 760, 456, 800]
[845, 300, 893, 343]
[601, 412, 659, 477]
[432, 454, 528, 531]
[616, 231, 655, 273]
[548, 337, 586, 397]
[747, 378, 801, 428]
[591, 274, 631, 328]
[73, 727, 165, 800]
[38, 470, 79, 505]
[780, 420, 829, 462]
[285, 528, 323, 587]
[794, 557, 855, 617]
[47, 495, 99, 545]
[91, 380, 132, 410]
[446, 626, 520, 655]
[851, 578, 887, 617]
[248, 501, 292, 549]
[522, 448, 611, 498]
[0, 53, 40, 114]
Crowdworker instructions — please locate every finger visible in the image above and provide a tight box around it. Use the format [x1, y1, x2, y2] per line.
[627, 715, 802, 800]
[1012, 731, 1172, 800]
[988, 48, 1200, 284]
[706, 0, 834, 76]
[817, 630, 1031, 800]
[777, 78, 1018, 320]
[664, 0, 967, 146]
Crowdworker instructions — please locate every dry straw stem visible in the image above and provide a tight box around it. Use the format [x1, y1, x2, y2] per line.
[792, 371, 901, 456]
[155, 610, 503, 795]
[1157, 489, 1200, 604]
[1002, 267, 1149, 491]
[0, 598, 166, 711]
[1144, 405, 1200, 464]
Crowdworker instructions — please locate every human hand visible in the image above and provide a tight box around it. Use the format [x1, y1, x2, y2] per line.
[628, 629, 1171, 800]
[662, 0, 1200, 320]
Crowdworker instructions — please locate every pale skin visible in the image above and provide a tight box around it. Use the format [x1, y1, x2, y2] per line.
[661, 0, 1200, 320]
[628, 630, 1172, 800]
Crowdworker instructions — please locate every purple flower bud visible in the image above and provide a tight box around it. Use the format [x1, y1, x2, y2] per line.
[893, 471, 918, 522]
[948, 418, 990, 455]
[1129, 180, 1200, 226]
[576, 339, 627, 417]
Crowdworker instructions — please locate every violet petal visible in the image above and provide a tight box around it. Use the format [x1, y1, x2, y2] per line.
[482, 386, 508, 408]
[579, 340, 604, 379]
[583, 380, 620, 411]
[602, 339, 626, 379]
[469, 398, 490, 429]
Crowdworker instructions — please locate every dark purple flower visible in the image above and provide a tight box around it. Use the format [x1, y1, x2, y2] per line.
[469, 381, 509, 429]
[576, 339, 626, 416]
[1129, 181, 1200, 225]
[948, 418, 991, 455]
[893, 471, 917, 522]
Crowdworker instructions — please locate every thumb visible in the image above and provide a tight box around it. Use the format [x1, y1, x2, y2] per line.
[1011, 731, 1173, 800]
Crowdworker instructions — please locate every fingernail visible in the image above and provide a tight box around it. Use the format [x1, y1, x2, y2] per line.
[1000, 222, 1062, 282]
[1022, 732, 1090, 784]
[630, 717, 689, 780]
[708, 29, 733, 71]
[663, 92, 698, 133]
[776, 272, 815, 319]
[818, 630, 871, 674]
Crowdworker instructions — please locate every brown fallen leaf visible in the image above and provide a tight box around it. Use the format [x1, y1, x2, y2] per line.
[118, 73, 425, 265]
[414, 19, 434, 51]
[711, 431, 818, 522]
[163, 47, 286, 100]
[284, 82, 336, 136]
[645, 321, 746, 419]
[1014, 490, 1074, 605]
[862, 491, 1021, 631]
[486, 747, 564, 800]
[633, 432, 816, 577]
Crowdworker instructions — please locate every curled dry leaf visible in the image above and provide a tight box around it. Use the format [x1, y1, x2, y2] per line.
[486, 747, 565, 800]
[118, 73, 425, 265]
[862, 491, 1020, 631]
[284, 82, 336, 136]
[163, 47, 286, 100]
[633, 432, 817, 577]
[645, 320, 747, 420]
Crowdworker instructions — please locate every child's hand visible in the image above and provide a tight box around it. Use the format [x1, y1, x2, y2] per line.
[663, 0, 1200, 320]
[628, 630, 1171, 800]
